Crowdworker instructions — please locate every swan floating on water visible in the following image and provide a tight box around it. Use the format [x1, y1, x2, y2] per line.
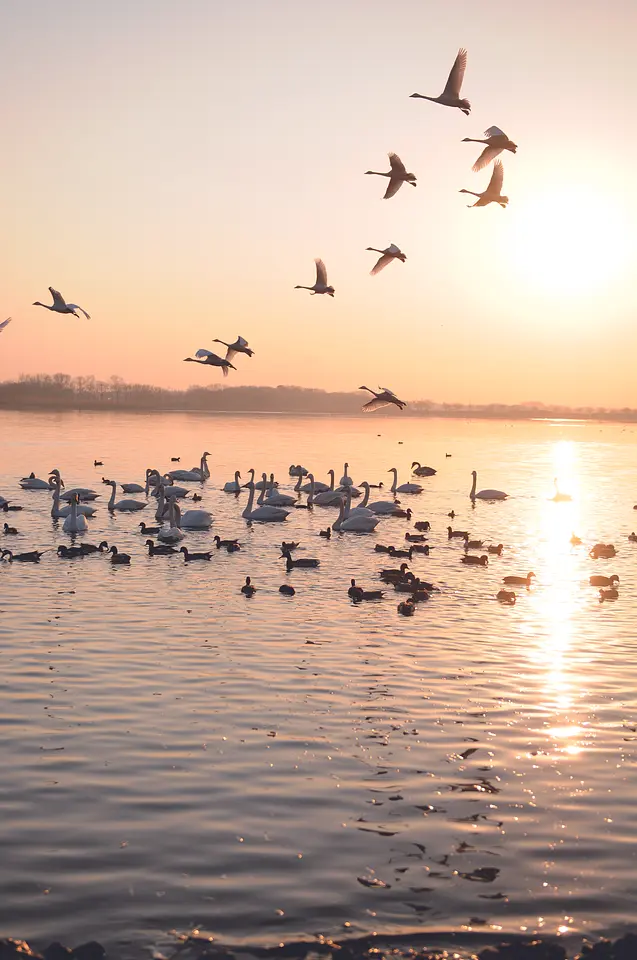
[63, 494, 88, 534]
[389, 468, 422, 495]
[332, 491, 379, 532]
[107, 480, 146, 512]
[551, 478, 572, 502]
[50, 475, 97, 518]
[470, 471, 508, 501]
[223, 471, 242, 493]
[242, 482, 289, 522]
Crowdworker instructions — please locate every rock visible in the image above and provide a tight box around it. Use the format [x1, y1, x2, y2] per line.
[44, 945, 73, 960]
[478, 941, 567, 960]
[0, 942, 42, 960]
[577, 934, 637, 959]
[71, 944, 105, 960]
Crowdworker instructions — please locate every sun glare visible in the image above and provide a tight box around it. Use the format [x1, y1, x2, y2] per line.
[509, 187, 629, 298]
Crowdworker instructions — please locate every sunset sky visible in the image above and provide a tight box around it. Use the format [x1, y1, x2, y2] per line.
[1, 0, 636, 406]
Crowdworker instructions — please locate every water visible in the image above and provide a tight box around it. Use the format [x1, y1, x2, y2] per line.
[1, 410, 637, 955]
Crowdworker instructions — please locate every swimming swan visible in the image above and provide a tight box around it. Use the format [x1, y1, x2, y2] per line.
[107, 480, 147, 512]
[470, 471, 508, 501]
[389, 468, 422, 495]
[63, 494, 88, 534]
[242, 483, 289, 522]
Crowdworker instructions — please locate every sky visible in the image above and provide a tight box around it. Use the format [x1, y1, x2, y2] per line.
[1, 0, 636, 407]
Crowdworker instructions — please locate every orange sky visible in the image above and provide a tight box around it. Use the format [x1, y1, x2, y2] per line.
[1, 0, 636, 406]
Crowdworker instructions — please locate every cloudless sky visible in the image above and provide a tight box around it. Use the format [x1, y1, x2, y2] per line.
[1, 0, 636, 406]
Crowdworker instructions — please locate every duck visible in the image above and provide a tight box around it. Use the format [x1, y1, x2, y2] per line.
[379, 561, 410, 581]
[629, 532, 637, 543]
[447, 511, 456, 519]
[63, 493, 89, 534]
[487, 544, 504, 556]
[411, 544, 430, 555]
[405, 533, 427, 542]
[397, 599, 416, 617]
[241, 576, 256, 596]
[146, 539, 178, 556]
[109, 546, 131, 564]
[170, 457, 180, 463]
[464, 536, 484, 550]
[348, 579, 384, 601]
[57, 545, 84, 559]
[414, 521, 431, 532]
[388, 467, 422, 495]
[319, 528, 331, 539]
[223, 471, 243, 493]
[282, 550, 320, 570]
[599, 588, 619, 602]
[139, 522, 161, 536]
[94, 460, 104, 467]
[107, 480, 147, 512]
[411, 462, 437, 477]
[470, 471, 508, 501]
[80, 541, 109, 554]
[409, 589, 431, 603]
[192, 494, 203, 503]
[461, 554, 488, 566]
[1, 502, 23, 512]
[389, 546, 413, 560]
[279, 584, 296, 596]
[3, 522, 18, 535]
[214, 536, 241, 550]
[2, 549, 46, 562]
[551, 478, 572, 502]
[394, 576, 432, 593]
[590, 575, 619, 587]
[281, 541, 300, 552]
[496, 589, 516, 605]
[590, 543, 616, 559]
[448, 526, 469, 540]
[180, 546, 212, 561]
[226, 542, 241, 553]
[503, 572, 535, 586]
[242, 481, 289, 523]
[374, 543, 394, 553]
[391, 506, 412, 519]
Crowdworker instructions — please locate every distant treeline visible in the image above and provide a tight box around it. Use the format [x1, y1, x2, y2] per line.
[0, 373, 635, 421]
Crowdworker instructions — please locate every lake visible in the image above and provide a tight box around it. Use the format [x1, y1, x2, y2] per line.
[1, 409, 637, 957]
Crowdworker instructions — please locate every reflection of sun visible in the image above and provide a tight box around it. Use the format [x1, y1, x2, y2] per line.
[510, 187, 629, 297]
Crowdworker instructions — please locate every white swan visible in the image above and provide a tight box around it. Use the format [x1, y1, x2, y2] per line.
[107, 480, 147, 512]
[63, 494, 88, 534]
[313, 470, 342, 506]
[551, 478, 572, 502]
[339, 463, 353, 487]
[223, 471, 242, 493]
[366, 243, 407, 275]
[333, 491, 379, 532]
[389, 468, 422, 495]
[357, 481, 400, 515]
[294, 258, 335, 296]
[159, 478, 189, 498]
[365, 153, 417, 199]
[410, 48, 471, 115]
[154, 485, 172, 521]
[19, 474, 52, 490]
[242, 482, 289, 522]
[33, 286, 91, 318]
[299, 473, 330, 494]
[470, 470, 508, 501]
[121, 481, 145, 494]
[157, 500, 185, 542]
[172, 501, 212, 530]
[344, 482, 374, 518]
[460, 160, 508, 209]
[50, 476, 97, 518]
[462, 126, 517, 172]
[144, 469, 161, 495]
[265, 475, 296, 507]
[168, 452, 211, 482]
[60, 488, 100, 502]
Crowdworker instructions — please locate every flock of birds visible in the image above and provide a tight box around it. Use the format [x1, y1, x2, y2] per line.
[1, 453, 627, 612]
[1, 49, 518, 413]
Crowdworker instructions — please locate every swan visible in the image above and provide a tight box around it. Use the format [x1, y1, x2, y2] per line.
[470, 471, 508, 501]
[50, 476, 97, 518]
[224, 471, 242, 493]
[344, 482, 374, 518]
[551, 478, 572, 502]
[154, 486, 171, 522]
[168, 452, 211, 482]
[63, 494, 88, 534]
[19, 474, 52, 490]
[157, 500, 185, 542]
[299, 474, 330, 493]
[121, 481, 145, 494]
[389, 468, 422, 495]
[411, 462, 436, 477]
[60, 487, 100, 502]
[289, 465, 309, 477]
[144, 469, 162, 495]
[294, 258, 335, 296]
[107, 480, 147, 512]
[359, 386, 406, 412]
[460, 160, 508, 208]
[158, 478, 189, 498]
[366, 243, 407, 275]
[410, 48, 471, 114]
[33, 286, 90, 318]
[241, 469, 277, 491]
[242, 482, 289, 522]
[332, 492, 379, 533]
[184, 349, 236, 376]
[212, 336, 254, 360]
[339, 463, 353, 487]
[313, 470, 342, 506]
[462, 126, 517, 172]
[173, 501, 212, 530]
[365, 153, 416, 200]
[266, 476, 297, 507]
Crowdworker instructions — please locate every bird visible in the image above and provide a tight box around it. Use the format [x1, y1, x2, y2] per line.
[139, 522, 161, 536]
[464, 536, 484, 550]
[551, 478, 572, 502]
[461, 554, 488, 566]
[388, 468, 422, 495]
[487, 544, 504, 556]
[410, 48, 471, 115]
[590, 543, 616, 559]
[282, 549, 320, 570]
[411, 543, 430, 555]
[359, 386, 406, 412]
[294, 258, 335, 296]
[1, 549, 45, 562]
[332, 493, 379, 532]
[19, 474, 53, 490]
[241, 576, 256, 596]
[414, 521, 431, 532]
[1, 503, 22, 512]
[94, 460, 103, 467]
[460, 160, 508, 208]
[214, 536, 241, 550]
[389, 546, 413, 560]
[32, 287, 90, 318]
[397, 599, 416, 617]
[180, 546, 212, 561]
[599, 588, 619, 602]
[0, 317, 11, 334]
[63, 493, 88, 534]
[447, 511, 455, 519]
[379, 562, 411, 581]
[171, 501, 212, 530]
[281, 541, 300, 552]
[366, 244, 407, 275]
[448, 527, 469, 540]
[446, 454, 452, 458]
[212, 336, 254, 361]
[348, 579, 384, 601]
[628, 532, 637, 543]
[405, 533, 427, 542]
[411, 462, 436, 477]
[365, 153, 416, 199]
[242, 482, 288, 522]
[496, 589, 516, 605]
[279, 584, 295, 596]
[462, 126, 517, 171]
[108, 546, 131, 564]
[223, 471, 242, 493]
[184, 350, 236, 377]
[319, 528, 331, 539]
[503, 572, 535, 586]
[3, 523, 18, 535]
[470, 471, 508, 501]
[570, 533, 582, 545]
[146, 539, 178, 556]
[590, 575, 619, 587]
[106, 480, 146, 512]
[57, 545, 85, 559]
[80, 541, 109, 554]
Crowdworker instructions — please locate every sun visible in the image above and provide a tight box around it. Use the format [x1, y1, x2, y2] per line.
[508, 186, 629, 297]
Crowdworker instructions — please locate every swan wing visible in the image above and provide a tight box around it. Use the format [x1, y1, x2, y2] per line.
[236, 336, 249, 348]
[484, 125, 506, 138]
[379, 386, 397, 397]
[472, 144, 503, 172]
[386, 243, 401, 255]
[66, 303, 91, 319]
[195, 348, 215, 359]
[388, 153, 407, 176]
[49, 287, 66, 308]
[370, 253, 394, 275]
[443, 48, 467, 98]
[0, 317, 11, 333]
[383, 177, 403, 200]
[362, 397, 390, 412]
[315, 258, 328, 286]
[487, 159, 504, 194]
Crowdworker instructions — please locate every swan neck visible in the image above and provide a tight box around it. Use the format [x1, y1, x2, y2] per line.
[108, 482, 116, 509]
[243, 484, 255, 518]
[360, 483, 370, 508]
[470, 473, 477, 499]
